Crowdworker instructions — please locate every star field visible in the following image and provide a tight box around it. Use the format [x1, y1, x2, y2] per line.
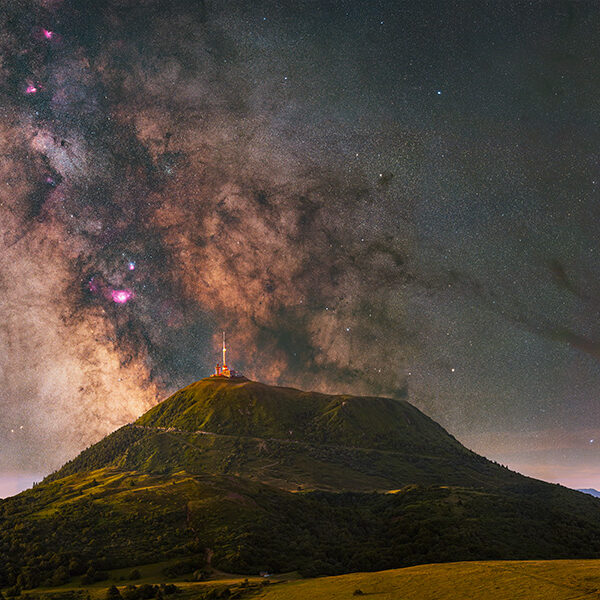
[1, 0, 600, 494]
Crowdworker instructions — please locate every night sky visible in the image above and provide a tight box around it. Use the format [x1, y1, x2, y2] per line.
[1, 0, 600, 496]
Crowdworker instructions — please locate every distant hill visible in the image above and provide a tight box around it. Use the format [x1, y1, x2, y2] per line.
[3, 377, 600, 591]
[578, 488, 600, 498]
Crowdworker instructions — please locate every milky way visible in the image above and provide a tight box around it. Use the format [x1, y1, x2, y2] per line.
[2, 0, 600, 490]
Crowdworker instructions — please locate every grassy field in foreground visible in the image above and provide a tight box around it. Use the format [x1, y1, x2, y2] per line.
[253, 560, 600, 600]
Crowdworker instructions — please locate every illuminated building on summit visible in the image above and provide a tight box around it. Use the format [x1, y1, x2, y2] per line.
[211, 332, 243, 378]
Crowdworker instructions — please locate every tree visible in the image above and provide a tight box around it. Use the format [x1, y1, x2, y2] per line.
[107, 585, 122, 600]
[81, 568, 94, 585]
[49, 553, 62, 569]
[50, 565, 69, 587]
[68, 557, 85, 576]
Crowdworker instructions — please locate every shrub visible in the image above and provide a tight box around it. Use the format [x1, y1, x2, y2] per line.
[122, 585, 139, 600]
[162, 560, 202, 579]
[107, 585, 122, 600]
[160, 584, 179, 595]
[81, 567, 109, 585]
[138, 585, 156, 599]
[4, 585, 21, 598]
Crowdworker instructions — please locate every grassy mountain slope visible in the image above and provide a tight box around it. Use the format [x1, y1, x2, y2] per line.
[50, 378, 521, 491]
[135, 378, 462, 452]
[4, 468, 600, 588]
[4, 377, 600, 591]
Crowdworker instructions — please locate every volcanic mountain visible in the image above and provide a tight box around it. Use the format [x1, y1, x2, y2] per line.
[2, 378, 600, 589]
[50, 377, 519, 491]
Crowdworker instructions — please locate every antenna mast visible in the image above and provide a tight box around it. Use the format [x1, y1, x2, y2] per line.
[211, 330, 242, 378]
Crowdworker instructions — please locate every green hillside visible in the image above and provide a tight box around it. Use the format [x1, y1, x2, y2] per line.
[135, 378, 463, 452]
[3, 377, 600, 593]
[50, 377, 521, 492]
[4, 467, 600, 589]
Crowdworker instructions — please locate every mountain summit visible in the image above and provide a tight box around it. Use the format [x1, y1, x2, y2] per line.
[137, 378, 455, 450]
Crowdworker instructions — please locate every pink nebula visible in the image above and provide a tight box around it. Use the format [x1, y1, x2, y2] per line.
[25, 84, 37, 94]
[128, 261, 136, 271]
[42, 29, 54, 39]
[111, 289, 134, 304]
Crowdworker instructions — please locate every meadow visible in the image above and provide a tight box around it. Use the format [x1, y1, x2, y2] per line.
[251, 560, 600, 600]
